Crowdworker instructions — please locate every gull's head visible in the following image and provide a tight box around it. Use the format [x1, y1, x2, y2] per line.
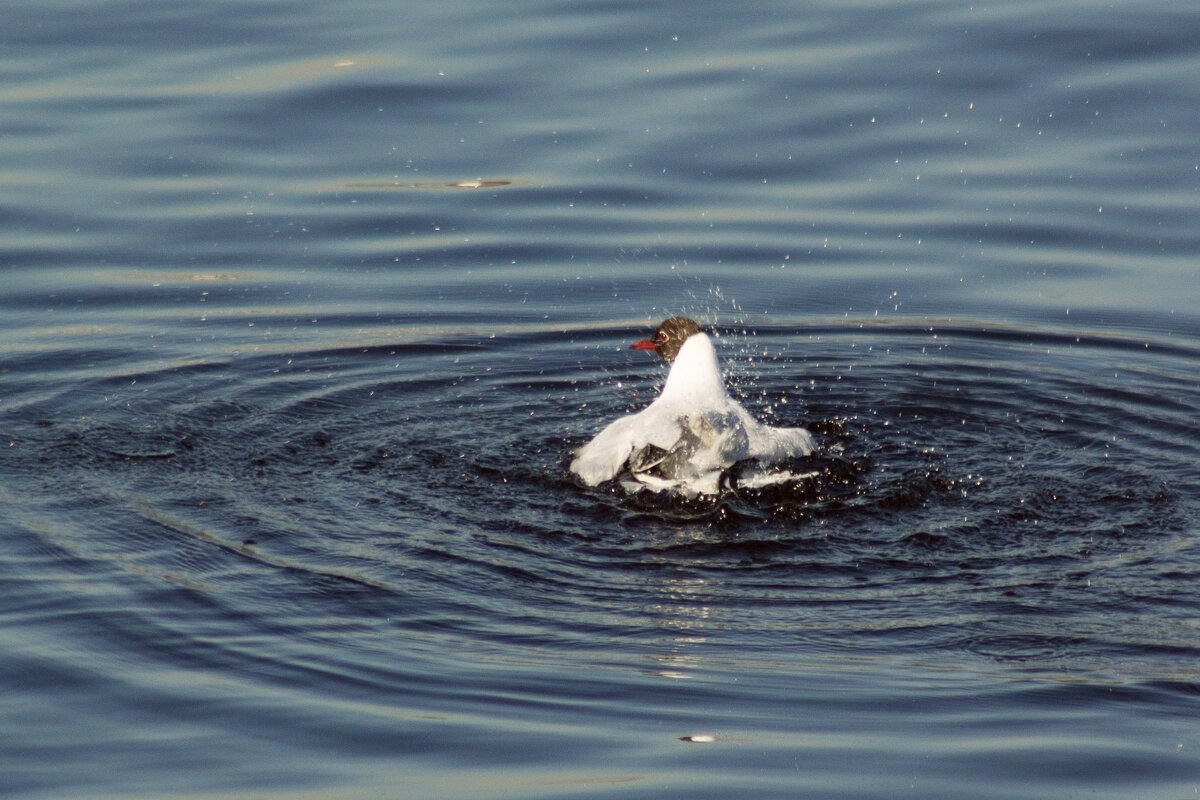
[630, 316, 703, 363]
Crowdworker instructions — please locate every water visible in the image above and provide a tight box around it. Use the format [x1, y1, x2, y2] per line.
[2, 0, 1199, 797]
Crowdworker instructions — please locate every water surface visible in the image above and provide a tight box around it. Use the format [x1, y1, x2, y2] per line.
[2, 0, 1199, 798]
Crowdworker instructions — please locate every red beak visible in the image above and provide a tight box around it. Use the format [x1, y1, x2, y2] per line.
[630, 339, 657, 350]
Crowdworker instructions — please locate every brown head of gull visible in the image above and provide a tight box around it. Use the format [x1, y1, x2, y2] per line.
[629, 316, 703, 363]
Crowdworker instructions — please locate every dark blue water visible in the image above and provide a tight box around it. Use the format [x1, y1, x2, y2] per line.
[3, 1, 1199, 797]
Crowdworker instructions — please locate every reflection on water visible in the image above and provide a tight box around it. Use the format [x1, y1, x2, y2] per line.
[640, 570, 714, 680]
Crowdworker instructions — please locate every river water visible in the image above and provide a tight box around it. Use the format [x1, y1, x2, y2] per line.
[2, 1, 1199, 798]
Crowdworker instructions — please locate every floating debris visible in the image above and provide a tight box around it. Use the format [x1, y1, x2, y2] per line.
[449, 179, 511, 188]
[344, 179, 513, 189]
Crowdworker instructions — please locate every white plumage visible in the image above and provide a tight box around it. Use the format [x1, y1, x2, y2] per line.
[571, 324, 815, 494]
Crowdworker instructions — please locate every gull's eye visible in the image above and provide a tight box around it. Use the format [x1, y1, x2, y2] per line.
[656, 331, 668, 342]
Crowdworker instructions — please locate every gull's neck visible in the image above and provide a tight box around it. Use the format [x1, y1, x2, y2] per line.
[657, 333, 728, 404]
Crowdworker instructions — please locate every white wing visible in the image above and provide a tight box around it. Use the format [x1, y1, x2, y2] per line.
[569, 407, 683, 486]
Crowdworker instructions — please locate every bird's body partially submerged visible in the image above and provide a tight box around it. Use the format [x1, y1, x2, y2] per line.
[570, 317, 815, 494]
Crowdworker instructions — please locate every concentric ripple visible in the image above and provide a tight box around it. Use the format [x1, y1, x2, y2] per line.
[5, 319, 1198, 685]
